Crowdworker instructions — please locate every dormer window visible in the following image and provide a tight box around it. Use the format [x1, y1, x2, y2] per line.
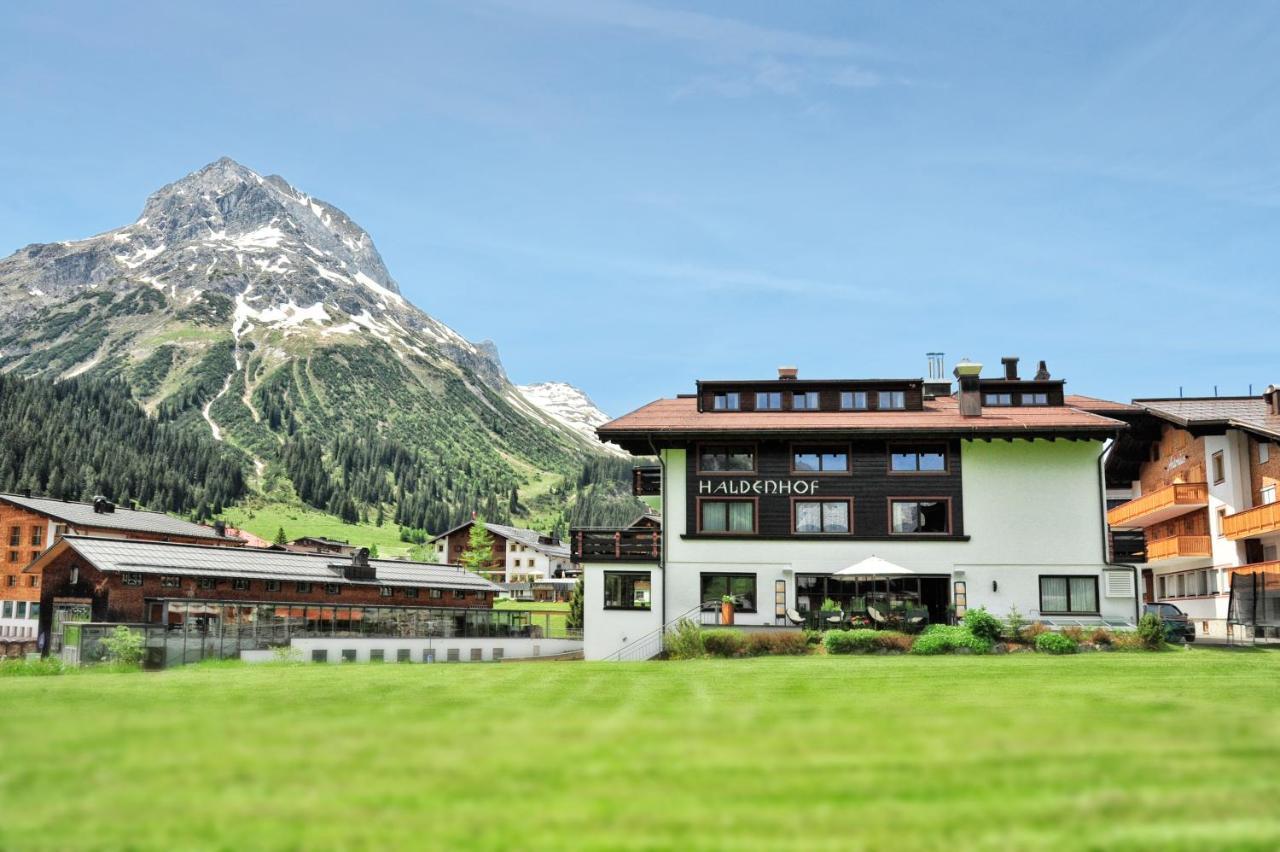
[984, 393, 1012, 406]
[1021, 392, 1048, 405]
[878, 391, 905, 410]
[840, 391, 868, 411]
[792, 391, 819, 410]
[712, 392, 740, 411]
[756, 391, 782, 411]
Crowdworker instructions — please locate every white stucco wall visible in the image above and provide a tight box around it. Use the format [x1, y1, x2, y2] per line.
[267, 636, 583, 663]
[583, 564, 662, 660]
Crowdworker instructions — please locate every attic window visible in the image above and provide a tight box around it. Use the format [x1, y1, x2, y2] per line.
[792, 391, 819, 410]
[712, 393, 740, 411]
[756, 392, 782, 411]
[984, 393, 1013, 406]
[1021, 393, 1049, 406]
[840, 391, 868, 411]
[878, 391, 906, 410]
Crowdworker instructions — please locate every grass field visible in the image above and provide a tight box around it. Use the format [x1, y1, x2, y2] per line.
[494, 598, 570, 632]
[3, 650, 1280, 850]
[217, 501, 423, 559]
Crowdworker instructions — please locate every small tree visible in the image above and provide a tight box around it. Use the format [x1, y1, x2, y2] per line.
[566, 577, 584, 630]
[368, 544, 380, 558]
[273, 526, 287, 546]
[100, 626, 144, 667]
[459, 518, 495, 571]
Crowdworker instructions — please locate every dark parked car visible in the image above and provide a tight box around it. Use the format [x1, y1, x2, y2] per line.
[1143, 602, 1196, 643]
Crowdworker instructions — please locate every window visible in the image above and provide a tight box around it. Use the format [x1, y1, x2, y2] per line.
[492, 648, 504, 661]
[604, 571, 652, 609]
[1217, 508, 1228, 537]
[341, 649, 357, 663]
[792, 391, 819, 410]
[122, 572, 143, 587]
[310, 649, 328, 663]
[700, 574, 757, 611]
[233, 578, 250, 591]
[28, 576, 38, 588]
[889, 446, 947, 473]
[161, 575, 180, 588]
[793, 445, 849, 473]
[756, 391, 782, 410]
[379, 586, 393, 597]
[841, 391, 868, 410]
[28, 603, 38, 620]
[296, 582, 312, 594]
[14, 602, 25, 619]
[397, 649, 411, 663]
[890, 500, 949, 534]
[470, 648, 483, 661]
[878, 391, 905, 410]
[697, 444, 755, 472]
[699, 499, 756, 534]
[265, 580, 281, 593]
[430, 589, 443, 599]
[30, 526, 43, 547]
[326, 583, 341, 595]
[447, 649, 460, 662]
[1039, 576, 1099, 614]
[7, 552, 16, 563]
[370, 649, 385, 662]
[198, 578, 216, 590]
[1212, 451, 1225, 484]
[712, 392, 740, 411]
[794, 500, 851, 534]
[453, 589, 466, 599]
[1260, 442, 1271, 464]
[2, 602, 10, 619]
[984, 393, 1012, 406]
[7, 527, 18, 547]
[1261, 485, 1277, 506]
[422, 649, 436, 663]
[404, 587, 419, 598]
[1021, 392, 1049, 406]
[5, 575, 14, 587]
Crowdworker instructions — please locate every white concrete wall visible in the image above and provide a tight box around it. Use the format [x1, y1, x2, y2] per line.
[274, 636, 582, 663]
[583, 564, 662, 660]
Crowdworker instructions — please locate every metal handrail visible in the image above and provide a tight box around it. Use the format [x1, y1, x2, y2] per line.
[600, 601, 714, 662]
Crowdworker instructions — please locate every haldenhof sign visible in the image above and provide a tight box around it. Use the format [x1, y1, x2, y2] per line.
[697, 479, 822, 496]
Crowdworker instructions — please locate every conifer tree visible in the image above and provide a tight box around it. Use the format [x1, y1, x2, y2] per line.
[273, 527, 288, 546]
[459, 518, 495, 571]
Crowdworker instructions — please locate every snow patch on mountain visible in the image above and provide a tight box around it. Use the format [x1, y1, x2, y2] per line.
[517, 382, 620, 452]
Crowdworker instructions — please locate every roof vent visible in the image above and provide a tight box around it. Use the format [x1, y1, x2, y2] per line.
[92, 496, 116, 514]
[778, 366, 798, 381]
[923, 352, 951, 399]
[1035, 360, 1051, 380]
[213, 520, 227, 538]
[1001, 356, 1020, 380]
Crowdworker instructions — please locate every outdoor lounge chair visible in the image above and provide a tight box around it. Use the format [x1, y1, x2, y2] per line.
[785, 608, 806, 626]
[867, 606, 887, 627]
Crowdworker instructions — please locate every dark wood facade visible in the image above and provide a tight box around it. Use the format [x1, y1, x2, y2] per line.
[697, 379, 925, 413]
[683, 438, 967, 539]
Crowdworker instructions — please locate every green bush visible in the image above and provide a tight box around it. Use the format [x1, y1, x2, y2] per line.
[910, 624, 992, 656]
[744, 632, 809, 656]
[100, 626, 145, 667]
[702, 629, 747, 658]
[1005, 605, 1026, 641]
[963, 607, 1002, 644]
[664, 619, 705, 660]
[802, 629, 823, 647]
[824, 629, 913, 654]
[1137, 613, 1167, 649]
[1035, 632, 1079, 655]
[0, 657, 66, 677]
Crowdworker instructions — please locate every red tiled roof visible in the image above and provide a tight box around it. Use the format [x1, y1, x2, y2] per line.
[599, 394, 1128, 438]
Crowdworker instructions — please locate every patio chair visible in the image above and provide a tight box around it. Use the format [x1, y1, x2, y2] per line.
[867, 606, 887, 628]
[785, 608, 806, 627]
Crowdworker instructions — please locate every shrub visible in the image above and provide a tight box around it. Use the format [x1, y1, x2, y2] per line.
[744, 631, 809, 656]
[702, 629, 748, 658]
[0, 657, 66, 677]
[824, 629, 879, 655]
[1062, 626, 1086, 643]
[820, 598, 842, 612]
[963, 607, 1002, 644]
[1110, 630, 1147, 651]
[665, 619, 705, 660]
[100, 626, 145, 667]
[1137, 613, 1168, 649]
[802, 629, 823, 647]
[1089, 627, 1113, 646]
[875, 631, 915, 653]
[1005, 605, 1026, 641]
[1020, 621, 1049, 642]
[910, 624, 991, 655]
[1035, 632, 1079, 655]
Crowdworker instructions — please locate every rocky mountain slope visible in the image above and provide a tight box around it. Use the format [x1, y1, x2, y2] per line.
[0, 158, 639, 531]
[517, 382, 621, 453]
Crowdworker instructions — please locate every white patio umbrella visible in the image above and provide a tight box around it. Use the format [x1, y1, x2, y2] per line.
[833, 555, 912, 580]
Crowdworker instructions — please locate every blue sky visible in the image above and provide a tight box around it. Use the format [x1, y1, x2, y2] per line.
[2, 2, 1277, 415]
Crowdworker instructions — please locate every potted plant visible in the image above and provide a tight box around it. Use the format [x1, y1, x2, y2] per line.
[721, 595, 736, 626]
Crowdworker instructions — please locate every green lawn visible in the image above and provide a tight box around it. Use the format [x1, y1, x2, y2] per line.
[4, 651, 1280, 850]
[217, 501, 423, 559]
[494, 598, 570, 633]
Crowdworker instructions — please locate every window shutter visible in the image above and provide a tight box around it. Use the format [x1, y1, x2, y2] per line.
[1104, 570, 1135, 598]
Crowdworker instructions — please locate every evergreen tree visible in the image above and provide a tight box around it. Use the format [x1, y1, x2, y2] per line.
[273, 526, 288, 546]
[368, 544, 380, 558]
[458, 518, 495, 571]
[566, 576, 584, 630]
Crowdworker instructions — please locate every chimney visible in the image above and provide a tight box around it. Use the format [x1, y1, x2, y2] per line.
[953, 359, 983, 417]
[92, 496, 115, 514]
[923, 352, 951, 399]
[1001, 356, 1019, 381]
[777, 366, 798, 381]
[345, 547, 375, 581]
[1035, 360, 1051, 381]
[213, 520, 227, 538]
[1265, 385, 1280, 416]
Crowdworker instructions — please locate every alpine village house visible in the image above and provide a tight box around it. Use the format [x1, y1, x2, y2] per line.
[571, 357, 1139, 661]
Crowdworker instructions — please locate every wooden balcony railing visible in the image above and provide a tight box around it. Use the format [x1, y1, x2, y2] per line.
[1227, 560, 1280, 576]
[1106, 483, 1209, 528]
[632, 465, 662, 497]
[1222, 502, 1280, 540]
[570, 528, 661, 564]
[1146, 535, 1212, 562]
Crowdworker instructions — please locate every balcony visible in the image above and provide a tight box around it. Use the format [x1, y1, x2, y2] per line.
[632, 465, 662, 496]
[570, 527, 661, 564]
[1222, 502, 1280, 541]
[1106, 483, 1209, 528]
[1146, 535, 1212, 564]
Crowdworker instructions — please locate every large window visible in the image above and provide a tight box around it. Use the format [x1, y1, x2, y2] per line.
[878, 391, 906, 410]
[604, 571, 652, 610]
[700, 574, 757, 611]
[712, 392, 739, 411]
[699, 500, 755, 533]
[698, 444, 755, 472]
[30, 526, 43, 547]
[1039, 576, 1098, 614]
[792, 391, 819, 410]
[841, 391, 868, 410]
[794, 500, 851, 534]
[889, 446, 947, 473]
[793, 445, 849, 473]
[756, 391, 782, 410]
[890, 499, 949, 534]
